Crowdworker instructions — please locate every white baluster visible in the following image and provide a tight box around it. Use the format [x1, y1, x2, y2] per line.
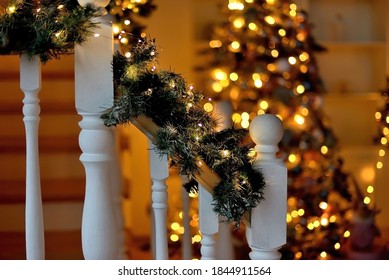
[181, 177, 192, 260]
[246, 114, 287, 260]
[213, 100, 235, 260]
[149, 141, 169, 260]
[75, 0, 119, 259]
[20, 54, 45, 260]
[216, 222, 234, 260]
[199, 184, 218, 260]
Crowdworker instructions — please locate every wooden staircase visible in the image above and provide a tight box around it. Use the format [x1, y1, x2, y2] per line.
[0, 54, 85, 259]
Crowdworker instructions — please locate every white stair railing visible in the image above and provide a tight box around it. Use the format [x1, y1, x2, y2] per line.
[15, 7, 286, 261]
[134, 113, 286, 260]
[197, 113, 287, 260]
[17, 58, 287, 262]
[75, 0, 120, 259]
[20, 54, 45, 260]
[246, 114, 287, 260]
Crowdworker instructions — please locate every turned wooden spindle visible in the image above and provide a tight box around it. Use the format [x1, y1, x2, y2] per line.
[20, 54, 45, 260]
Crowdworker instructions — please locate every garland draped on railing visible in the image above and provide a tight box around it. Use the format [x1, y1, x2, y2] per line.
[0, 1, 267, 227]
[101, 38, 266, 227]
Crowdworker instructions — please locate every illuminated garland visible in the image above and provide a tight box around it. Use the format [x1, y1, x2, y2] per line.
[0, 0, 101, 62]
[0, 0, 157, 61]
[0, 0, 265, 227]
[102, 38, 266, 227]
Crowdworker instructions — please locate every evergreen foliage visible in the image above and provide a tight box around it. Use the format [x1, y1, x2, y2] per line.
[0, 0, 100, 62]
[102, 37, 266, 227]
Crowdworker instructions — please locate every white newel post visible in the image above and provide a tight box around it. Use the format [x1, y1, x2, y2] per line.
[75, 0, 119, 259]
[199, 184, 218, 260]
[247, 114, 287, 260]
[149, 141, 169, 260]
[20, 54, 45, 260]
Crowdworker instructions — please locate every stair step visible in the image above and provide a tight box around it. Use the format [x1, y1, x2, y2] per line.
[0, 55, 77, 115]
[0, 54, 74, 79]
[0, 135, 80, 154]
[0, 101, 76, 114]
[0, 230, 83, 260]
[0, 152, 84, 180]
[0, 229, 148, 260]
[0, 113, 81, 138]
[0, 202, 84, 233]
[0, 80, 77, 114]
[0, 78, 75, 102]
[0, 178, 85, 204]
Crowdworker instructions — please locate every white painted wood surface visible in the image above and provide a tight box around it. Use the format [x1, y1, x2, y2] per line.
[247, 114, 287, 260]
[149, 141, 169, 260]
[110, 128, 127, 259]
[181, 177, 192, 260]
[213, 100, 234, 260]
[75, 0, 119, 259]
[199, 184, 218, 260]
[20, 54, 45, 260]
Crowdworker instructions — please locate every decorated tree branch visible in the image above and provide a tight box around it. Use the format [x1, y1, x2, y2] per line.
[101, 37, 266, 227]
[0, 0, 267, 227]
[0, 0, 157, 61]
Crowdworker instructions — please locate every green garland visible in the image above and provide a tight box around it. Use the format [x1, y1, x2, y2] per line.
[0, 0, 100, 62]
[102, 38, 266, 227]
[0, 0, 158, 61]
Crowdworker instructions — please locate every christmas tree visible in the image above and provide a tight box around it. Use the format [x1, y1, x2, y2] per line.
[197, 0, 355, 259]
